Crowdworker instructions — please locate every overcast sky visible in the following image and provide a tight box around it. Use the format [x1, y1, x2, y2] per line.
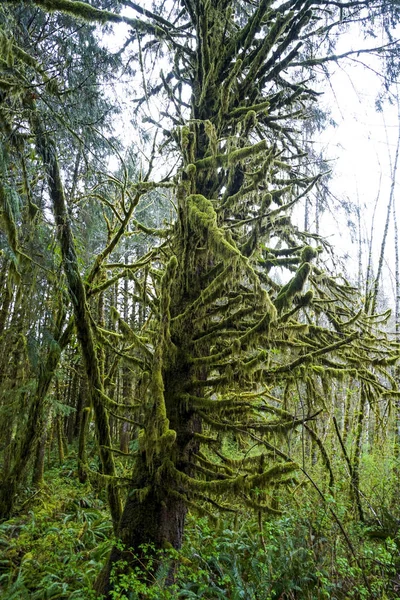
[316, 50, 399, 302]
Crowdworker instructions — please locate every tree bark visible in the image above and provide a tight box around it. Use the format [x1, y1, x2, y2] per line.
[78, 407, 90, 484]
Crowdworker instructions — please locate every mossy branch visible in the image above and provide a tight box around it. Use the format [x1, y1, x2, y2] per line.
[268, 332, 359, 377]
[164, 460, 297, 495]
[5, 0, 167, 36]
[194, 140, 268, 170]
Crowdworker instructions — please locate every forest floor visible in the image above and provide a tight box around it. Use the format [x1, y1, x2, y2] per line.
[1, 451, 400, 599]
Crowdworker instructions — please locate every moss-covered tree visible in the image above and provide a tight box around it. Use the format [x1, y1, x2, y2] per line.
[2, 0, 400, 596]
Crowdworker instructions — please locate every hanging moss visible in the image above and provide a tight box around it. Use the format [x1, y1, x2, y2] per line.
[219, 58, 242, 116]
[168, 489, 219, 525]
[242, 496, 283, 515]
[240, 12, 294, 93]
[229, 100, 270, 118]
[21, 0, 165, 37]
[194, 139, 268, 170]
[275, 262, 311, 313]
[0, 181, 19, 258]
[175, 264, 237, 324]
[181, 125, 196, 164]
[140, 255, 179, 468]
[296, 289, 313, 307]
[301, 245, 320, 262]
[163, 459, 297, 496]
[204, 120, 218, 156]
[187, 194, 239, 256]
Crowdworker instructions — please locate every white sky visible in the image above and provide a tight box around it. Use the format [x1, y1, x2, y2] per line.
[316, 54, 399, 302]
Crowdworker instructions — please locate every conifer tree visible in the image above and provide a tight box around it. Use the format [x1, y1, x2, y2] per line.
[2, 0, 400, 595]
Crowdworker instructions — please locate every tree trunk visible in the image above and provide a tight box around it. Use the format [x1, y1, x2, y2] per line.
[351, 385, 366, 522]
[95, 341, 201, 596]
[32, 427, 47, 487]
[57, 416, 65, 465]
[78, 407, 90, 484]
[94, 453, 187, 597]
[30, 110, 122, 531]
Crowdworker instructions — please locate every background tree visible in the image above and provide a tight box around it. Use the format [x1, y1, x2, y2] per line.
[0, 0, 126, 519]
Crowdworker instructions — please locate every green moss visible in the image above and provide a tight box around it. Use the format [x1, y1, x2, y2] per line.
[181, 126, 191, 150]
[166, 460, 297, 496]
[187, 194, 240, 260]
[229, 100, 270, 118]
[185, 163, 196, 177]
[228, 139, 268, 165]
[204, 120, 218, 156]
[275, 262, 312, 313]
[300, 245, 319, 262]
[219, 59, 242, 115]
[0, 181, 19, 257]
[241, 12, 294, 92]
[27, 0, 163, 37]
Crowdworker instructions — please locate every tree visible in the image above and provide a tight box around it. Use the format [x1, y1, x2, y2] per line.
[2, 0, 400, 596]
[0, 0, 124, 520]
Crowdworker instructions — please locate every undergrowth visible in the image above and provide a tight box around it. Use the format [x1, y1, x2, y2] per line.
[1, 456, 400, 599]
[0, 459, 111, 599]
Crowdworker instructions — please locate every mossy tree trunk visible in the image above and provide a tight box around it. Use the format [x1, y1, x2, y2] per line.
[119, 268, 133, 454]
[32, 427, 48, 488]
[0, 261, 13, 338]
[78, 407, 91, 484]
[351, 384, 366, 523]
[30, 110, 123, 532]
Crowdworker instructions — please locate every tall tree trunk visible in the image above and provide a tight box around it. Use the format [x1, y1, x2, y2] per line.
[394, 198, 400, 458]
[119, 265, 133, 454]
[351, 385, 366, 523]
[32, 426, 48, 487]
[78, 407, 90, 484]
[57, 415, 65, 465]
[370, 112, 400, 315]
[0, 261, 13, 338]
[30, 110, 122, 531]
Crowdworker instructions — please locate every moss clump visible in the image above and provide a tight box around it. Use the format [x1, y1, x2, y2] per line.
[275, 262, 312, 313]
[301, 245, 320, 262]
[185, 163, 196, 177]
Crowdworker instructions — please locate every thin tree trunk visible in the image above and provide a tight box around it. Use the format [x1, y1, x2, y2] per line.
[370, 109, 400, 315]
[364, 182, 381, 314]
[30, 109, 122, 531]
[351, 385, 366, 523]
[0, 266, 13, 337]
[74, 365, 86, 439]
[119, 264, 133, 454]
[78, 407, 90, 484]
[57, 416, 65, 465]
[394, 199, 400, 458]
[32, 427, 48, 487]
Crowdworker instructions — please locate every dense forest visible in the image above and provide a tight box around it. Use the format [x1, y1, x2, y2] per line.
[1, 0, 400, 598]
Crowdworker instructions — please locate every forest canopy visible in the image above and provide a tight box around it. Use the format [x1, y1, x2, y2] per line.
[1, 0, 400, 598]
